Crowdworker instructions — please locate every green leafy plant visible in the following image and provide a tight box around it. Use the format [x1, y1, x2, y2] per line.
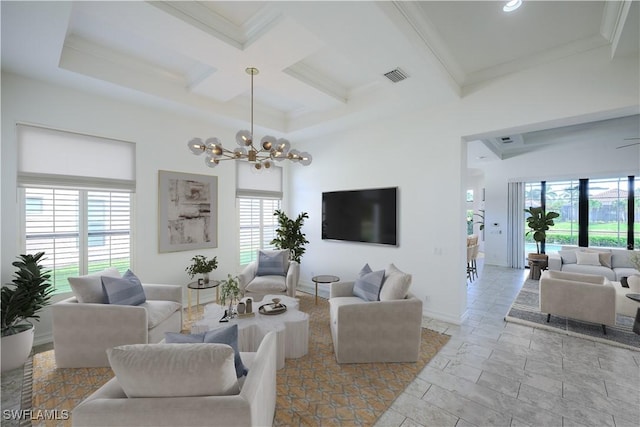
[524, 207, 560, 254]
[185, 255, 218, 279]
[474, 210, 485, 231]
[1, 252, 53, 337]
[220, 274, 240, 305]
[271, 210, 309, 263]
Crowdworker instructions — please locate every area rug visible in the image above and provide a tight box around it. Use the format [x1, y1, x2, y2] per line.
[24, 293, 450, 426]
[505, 279, 640, 350]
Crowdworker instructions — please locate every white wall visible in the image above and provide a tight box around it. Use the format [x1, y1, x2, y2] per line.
[1, 73, 245, 344]
[289, 46, 639, 324]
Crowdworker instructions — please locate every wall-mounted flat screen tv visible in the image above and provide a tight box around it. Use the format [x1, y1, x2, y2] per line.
[322, 187, 398, 246]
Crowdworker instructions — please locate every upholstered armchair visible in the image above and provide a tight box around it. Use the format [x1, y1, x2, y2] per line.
[72, 331, 277, 427]
[52, 273, 183, 368]
[329, 279, 423, 363]
[238, 250, 299, 300]
[539, 270, 616, 334]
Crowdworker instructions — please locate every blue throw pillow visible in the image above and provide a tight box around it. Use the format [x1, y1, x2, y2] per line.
[204, 325, 248, 378]
[256, 250, 288, 276]
[101, 270, 146, 306]
[353, 263, 385, 302]
[164, 332, 206, 343]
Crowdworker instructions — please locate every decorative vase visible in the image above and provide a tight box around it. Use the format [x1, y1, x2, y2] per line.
[1, 325, 34, 372]
[203, 273, 210, 284]
[246, 298, 253, 314]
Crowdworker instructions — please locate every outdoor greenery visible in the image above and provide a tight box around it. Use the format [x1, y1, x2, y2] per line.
[271, 210, 309, 263]
[524, 207, 560, 254]
[185, 255, 218, 279]
[1, 252, 54, 337]
[220, 274, 240, 306]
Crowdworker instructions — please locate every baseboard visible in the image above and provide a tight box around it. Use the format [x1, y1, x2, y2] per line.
[422, 308, 465, 325]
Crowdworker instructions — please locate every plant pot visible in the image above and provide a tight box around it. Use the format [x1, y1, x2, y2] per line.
[1, 325, 34, 372]
[527, 253, 548, 280]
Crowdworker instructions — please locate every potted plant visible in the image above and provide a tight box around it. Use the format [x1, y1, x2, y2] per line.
[524, 206, 560, 262]
[1, 252, 53, 372]
[185, 255, 218, 284]
[271, 210, 309, 263]
[219, 274, 240, 307]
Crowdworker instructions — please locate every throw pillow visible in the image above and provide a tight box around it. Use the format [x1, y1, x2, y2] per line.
[101, 270, 146, 306]
[598, 252, 613, 268]
[107, 343, 239, 398]
[204, 325, 248, 378]
[575, 251, 601, 266]
[379, 263, 412, 301]
[256, 250, 288, 276]
[353, 264, 385, 302]
[68, 267, 121, 303]
[165, 324, 248, 378]
[558, 250, 578, 265]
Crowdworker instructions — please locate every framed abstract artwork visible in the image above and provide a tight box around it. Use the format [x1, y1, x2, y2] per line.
[158, 170, 218, 253]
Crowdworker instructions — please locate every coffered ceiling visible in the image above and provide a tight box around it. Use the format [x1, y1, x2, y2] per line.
[2, 1, 639, 145]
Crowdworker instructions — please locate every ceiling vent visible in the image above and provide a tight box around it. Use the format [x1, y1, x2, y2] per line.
[500, 136, 514, 144]
[383, 68, 408, 83]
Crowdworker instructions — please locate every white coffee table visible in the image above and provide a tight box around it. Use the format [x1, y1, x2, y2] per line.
[191, 294, 309, 369]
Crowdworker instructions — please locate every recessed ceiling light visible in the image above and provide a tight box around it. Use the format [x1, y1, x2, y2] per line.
[503, 0, 522, 12]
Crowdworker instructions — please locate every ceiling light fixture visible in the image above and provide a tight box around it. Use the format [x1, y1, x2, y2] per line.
[187, 67, 312, 170]
[503, 0, 522, 12]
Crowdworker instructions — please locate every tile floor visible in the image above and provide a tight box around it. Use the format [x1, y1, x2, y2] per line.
[2, 262, 639, 427]
[376, 261, 640, 427]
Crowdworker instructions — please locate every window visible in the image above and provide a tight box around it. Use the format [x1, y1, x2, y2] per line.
[23, 188, 131, 294]
[236, 162, 283, 266]
[17, 124, 135, 294]
[238, 198, 281, 265]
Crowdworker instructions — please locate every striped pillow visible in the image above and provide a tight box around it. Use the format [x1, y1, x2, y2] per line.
[353, 263, 385, 302]
[256, 250, 288, 276]
[101, 270, 146, 306]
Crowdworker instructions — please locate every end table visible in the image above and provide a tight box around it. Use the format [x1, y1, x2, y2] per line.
[187, 280, 219, 320]
[311, 275, 340, 305]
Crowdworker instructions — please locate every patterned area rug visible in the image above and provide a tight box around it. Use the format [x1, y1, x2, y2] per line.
[24, 292, 450, 426]
[505, 279, 640, 350]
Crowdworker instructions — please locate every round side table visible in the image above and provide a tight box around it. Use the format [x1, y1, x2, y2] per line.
[187, 280, 220, 320]
[311, 275, 340, 305]
[625, 293, 640, 334]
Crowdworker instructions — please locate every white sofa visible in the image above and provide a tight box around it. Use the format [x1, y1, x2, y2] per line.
[539, 270, 616, 333]
[548, 246, 639, 281]
[72, 331, 277, 427]
[52, 283, 182, 368]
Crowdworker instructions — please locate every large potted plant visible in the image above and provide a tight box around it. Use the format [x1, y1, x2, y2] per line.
[1, 252, 53, 372]
[271, 210, 309, 263]
[185, 255, 218, 284]
[524, 206, 560, 263]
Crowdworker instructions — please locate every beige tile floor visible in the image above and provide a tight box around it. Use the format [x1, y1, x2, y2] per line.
[376, 260, 640, 427]
[3, 261, 639, 427]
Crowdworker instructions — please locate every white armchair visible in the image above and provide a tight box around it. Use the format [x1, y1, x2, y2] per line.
[52, 283, 183, 368]
[238, 250, 299, 300]
[329, 281, 423, 363]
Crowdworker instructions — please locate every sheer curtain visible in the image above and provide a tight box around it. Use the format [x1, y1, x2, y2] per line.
[507, 182, 525, 269]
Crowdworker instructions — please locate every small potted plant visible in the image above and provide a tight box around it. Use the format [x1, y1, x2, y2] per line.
[185, 255, 218, 284]
[220, 274, 241, 308]
[1, 252, 53, 372]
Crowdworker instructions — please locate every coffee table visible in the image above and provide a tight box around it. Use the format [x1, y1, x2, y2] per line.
[191, 294, 309, 369]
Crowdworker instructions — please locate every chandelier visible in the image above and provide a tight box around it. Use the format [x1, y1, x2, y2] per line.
[187, 67, 312, 170]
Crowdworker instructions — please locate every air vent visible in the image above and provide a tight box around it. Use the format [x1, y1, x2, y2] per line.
[500, 136, 514, 144]
[383, 68, 408, 83]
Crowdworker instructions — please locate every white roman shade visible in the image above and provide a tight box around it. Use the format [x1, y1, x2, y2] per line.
[236, 162, 282, 199]
[17, 124, 136, 191]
